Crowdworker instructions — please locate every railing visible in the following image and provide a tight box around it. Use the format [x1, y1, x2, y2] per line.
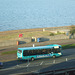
[22, 67, 75, 75]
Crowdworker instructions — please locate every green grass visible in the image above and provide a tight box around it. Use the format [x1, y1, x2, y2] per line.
[62, 44, 75, 49]
[0, 31, 51, 41]
[1, 50, 17, 55]
[0, 33, 19, 40]
[0, 30, 66, 41]
[1, 44, 75, 55]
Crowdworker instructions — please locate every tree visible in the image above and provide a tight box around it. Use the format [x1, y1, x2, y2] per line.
[70, 29, 75, 35]
[70, 29, 75, 38]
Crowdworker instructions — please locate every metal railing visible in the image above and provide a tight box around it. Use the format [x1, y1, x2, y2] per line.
[21, 67, 75, 75]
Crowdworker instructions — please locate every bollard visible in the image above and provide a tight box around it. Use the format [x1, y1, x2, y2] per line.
[53, 60, 55, 63]
[66, 58, 68, 61]
[33, 44, 35, 47]
[17, 41, 19, 45]
[43, 28, 45, 32]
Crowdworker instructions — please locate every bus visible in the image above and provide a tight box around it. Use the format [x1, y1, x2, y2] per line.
[17, 44, 62, 61]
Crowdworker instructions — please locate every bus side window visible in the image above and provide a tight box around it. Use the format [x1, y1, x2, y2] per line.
[37, 50, 41, 55]
[29, 50, 34, 55]
[41, 49, 43, 54]
[45, 49, 47, 54]
[33, 50, 36, 55]
[42, 49, 47, 54]
[53, 48, 57, 53]
[23, 51, 25, 56]
[40, 50, 42, 54]
[23, 50, 28, 56]
[47, 49, 50, 54]
[37, 50, 39, 55]
[33, 50, 39, 55]
[51, 48, 55, 53]
[49, 49, 51, 53]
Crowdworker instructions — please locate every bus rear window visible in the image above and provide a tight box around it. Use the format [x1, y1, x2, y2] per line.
[18, 49, 22, 53]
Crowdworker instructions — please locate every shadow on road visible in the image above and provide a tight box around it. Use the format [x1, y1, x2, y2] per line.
[36, 59, 75, 75]
[3, 60, 28, 69]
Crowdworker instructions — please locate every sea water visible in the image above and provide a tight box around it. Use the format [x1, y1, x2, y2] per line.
[0, 0, 75, 31]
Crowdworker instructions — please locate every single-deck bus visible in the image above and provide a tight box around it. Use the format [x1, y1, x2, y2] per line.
[17, 44, 62, 61]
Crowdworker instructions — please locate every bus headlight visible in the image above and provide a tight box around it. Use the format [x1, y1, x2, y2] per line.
[58, 53, 62, 55]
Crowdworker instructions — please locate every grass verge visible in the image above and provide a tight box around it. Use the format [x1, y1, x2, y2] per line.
[1, 50, 17, 55]
[62, 44, 75, 49]
[1, 44, 75, 55]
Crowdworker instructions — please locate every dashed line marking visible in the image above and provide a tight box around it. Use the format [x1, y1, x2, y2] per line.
[40, 61, 43, 65]
[26, 63, 30, 67]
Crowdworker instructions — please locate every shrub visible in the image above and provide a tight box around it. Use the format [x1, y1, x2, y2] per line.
[50, 33, 55, 36]
[70, 29, 75, 35]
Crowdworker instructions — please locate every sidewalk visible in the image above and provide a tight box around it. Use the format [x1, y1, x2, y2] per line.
[0, 39, 75, 50]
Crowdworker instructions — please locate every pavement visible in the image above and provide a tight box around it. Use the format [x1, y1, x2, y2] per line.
[0, 39, 75, 50]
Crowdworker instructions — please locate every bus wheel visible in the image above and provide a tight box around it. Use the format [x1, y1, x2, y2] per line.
[53, 55, 56, 58]
[31, 57, 34, 61]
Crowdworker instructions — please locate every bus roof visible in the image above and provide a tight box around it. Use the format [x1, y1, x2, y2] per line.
[46, 44, 61, 47]
[18, 46, 53, 51]
[18, 44, 61, 51]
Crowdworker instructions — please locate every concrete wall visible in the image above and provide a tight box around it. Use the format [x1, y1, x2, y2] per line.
[48, 34, 69, 40]
[0, 40, 17, 47]
[0, 38, 31, 47]
[18, 38, 31, 43]
[39, 34, 69, 42]
[0, 34, 70, 47]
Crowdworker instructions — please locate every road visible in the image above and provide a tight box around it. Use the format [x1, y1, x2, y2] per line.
[0, 48, 75, 75]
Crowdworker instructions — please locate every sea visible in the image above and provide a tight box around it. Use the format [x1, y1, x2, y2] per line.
[0, 0, 75, 32]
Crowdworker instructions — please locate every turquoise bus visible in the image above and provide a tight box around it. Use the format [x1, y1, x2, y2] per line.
[17, 44, 62, 61]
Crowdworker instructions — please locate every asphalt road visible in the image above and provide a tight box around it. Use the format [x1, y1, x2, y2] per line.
[0, 48, 75, 75]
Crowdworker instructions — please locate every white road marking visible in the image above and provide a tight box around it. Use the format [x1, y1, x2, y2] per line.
[26, 63, 30, 67]
[40, 61, 43, 65]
